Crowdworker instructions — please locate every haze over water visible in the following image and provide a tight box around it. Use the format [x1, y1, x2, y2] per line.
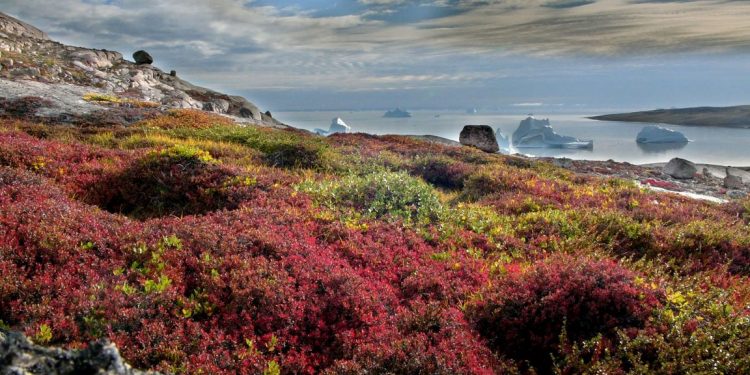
[276, 111, 750, 166]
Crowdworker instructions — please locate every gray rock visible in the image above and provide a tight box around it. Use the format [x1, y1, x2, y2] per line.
[663, 158, 697, 179]
[460, 125, 499, 153]
[70, 50, 122, 69]
[727, 190, 747, 199]
[0, 329, 158, 374]
[724, 174, 744, 189]
[203, 99, 229, 113]
[0, 13, 48, 40]
[132, 50, 153, 65]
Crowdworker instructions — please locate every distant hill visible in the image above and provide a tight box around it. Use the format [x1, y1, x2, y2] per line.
[590, 105, 750, 128]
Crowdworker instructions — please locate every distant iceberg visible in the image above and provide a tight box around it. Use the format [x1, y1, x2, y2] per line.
[636, 125, 689, 144]
[511, 116, 593, 149]
[495, 128, 510, 153]
[315, 117, 352, 136]
[384, 108, 411, 118]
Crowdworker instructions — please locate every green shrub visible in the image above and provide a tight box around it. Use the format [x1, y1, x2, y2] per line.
[166, 126, 332, 170]
[299, 171, 443, 224]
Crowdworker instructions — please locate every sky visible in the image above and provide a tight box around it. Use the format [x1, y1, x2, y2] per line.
[4, 0, 750, 112]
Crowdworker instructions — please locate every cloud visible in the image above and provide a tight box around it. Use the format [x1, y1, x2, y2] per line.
[4, 0, 750, 110]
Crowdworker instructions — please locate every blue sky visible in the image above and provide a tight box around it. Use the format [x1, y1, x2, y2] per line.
[5, 0, 750, 111]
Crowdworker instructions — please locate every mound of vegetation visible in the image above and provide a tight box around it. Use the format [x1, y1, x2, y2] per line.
[1, 115, 750, 374]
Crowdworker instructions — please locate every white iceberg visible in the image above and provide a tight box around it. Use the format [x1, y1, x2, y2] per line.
[495, 128, 511, 153]
[315, 117, 352, 136]
[511, 116, 593, 149]
[636, 125, 689, 144]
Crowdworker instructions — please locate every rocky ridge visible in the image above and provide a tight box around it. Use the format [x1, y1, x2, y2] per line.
[0, 12, 285, 128]
[0, 329, 156, 375]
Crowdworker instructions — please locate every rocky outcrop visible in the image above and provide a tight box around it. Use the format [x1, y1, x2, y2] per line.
[0, 12, 285, 128]
[132, 50, 153, 65]
[664, 157, 697, 179]
[0, 329, 157, 374]
[724, 168, 746, 189]
[0, 12, 48, 40]
[725, 174, 744, 189]
[459, 125, 499, 153]
[636, 125, 689, 144]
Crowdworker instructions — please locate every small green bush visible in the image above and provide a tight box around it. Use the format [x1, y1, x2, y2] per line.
[299, 171, 443, 224]
[166, 126, 332, 170]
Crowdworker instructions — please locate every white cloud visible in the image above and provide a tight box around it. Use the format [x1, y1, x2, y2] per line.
[5, 0, 750, 109]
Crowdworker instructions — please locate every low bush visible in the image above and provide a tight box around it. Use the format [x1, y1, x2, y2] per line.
[299, 171, 443, 224]
[165, 126, 332, 170]
[411, 155, 475, 190]
[466, 254, 663, 372]
[88, 145, 253, 218]
[136, 109, 235, 129]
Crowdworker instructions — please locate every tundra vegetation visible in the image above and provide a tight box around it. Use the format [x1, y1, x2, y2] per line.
[1, 110, 750, 374]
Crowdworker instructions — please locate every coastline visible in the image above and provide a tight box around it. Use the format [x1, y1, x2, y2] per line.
[534, 156, 749, 201]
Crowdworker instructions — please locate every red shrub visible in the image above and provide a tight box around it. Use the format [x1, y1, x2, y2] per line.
[87, 146, 255, 218]
[411, 155, 475, 190]
[466, 254, 663, 372]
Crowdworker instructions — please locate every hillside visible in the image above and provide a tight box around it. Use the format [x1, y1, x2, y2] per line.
[3, 12, 750, 375]
[0, 12, 284, 128]
[590, 105, 750, 128]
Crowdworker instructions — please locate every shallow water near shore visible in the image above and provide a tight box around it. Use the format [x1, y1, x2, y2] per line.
[274, 110, 750, 166]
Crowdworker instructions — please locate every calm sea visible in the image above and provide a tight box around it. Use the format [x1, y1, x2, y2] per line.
[273, 111, 750, 166]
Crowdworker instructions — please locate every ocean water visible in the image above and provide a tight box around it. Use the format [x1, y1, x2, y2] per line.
[273, 110, 750, 166]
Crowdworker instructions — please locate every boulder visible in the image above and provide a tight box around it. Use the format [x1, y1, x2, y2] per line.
[724, 174, 744, 189]
[132, 50, 153, 65]
[725, 175, 744, 189]
[511, 116, 592, 149]
[663, 158, 697, 179]
[636, 125, 689, 144]
[0, 328, 157, 374]
[460, 125, 499, 153]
